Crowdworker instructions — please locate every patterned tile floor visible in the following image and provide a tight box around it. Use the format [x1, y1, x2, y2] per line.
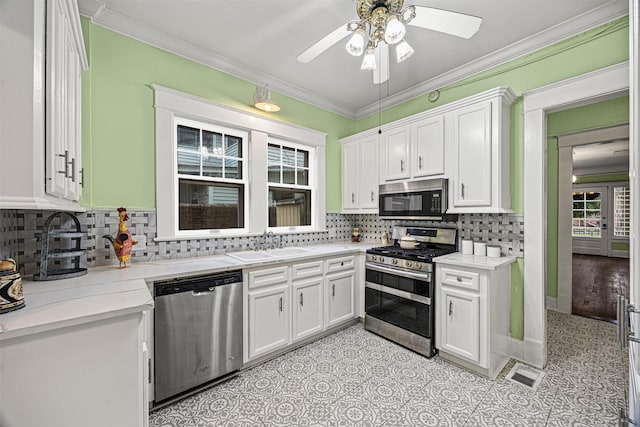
[150, 310, 628, 426]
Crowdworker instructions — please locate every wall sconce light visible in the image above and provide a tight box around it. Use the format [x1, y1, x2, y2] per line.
[253, 84, 280, 112]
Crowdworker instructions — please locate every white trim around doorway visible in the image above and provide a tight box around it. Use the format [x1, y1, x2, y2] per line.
[522, 61, 629, 369]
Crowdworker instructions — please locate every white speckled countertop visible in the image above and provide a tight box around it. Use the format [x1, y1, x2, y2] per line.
[432, 252, 517, 270]
[0, 241, 375, 341]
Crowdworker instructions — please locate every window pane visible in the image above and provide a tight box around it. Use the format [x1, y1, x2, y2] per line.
[177, 150, 200, 175]
[585, 192, 601, 201]
[268, 144, 280, 164]
[296, 150, 309, 168]
[224, 158, 242, 179]
[268, 187, 311, 227]
[572, 202, 584, 210]
[283, 166, 295, 185]
[225, 135, 241, 158]
[614, 186, 630, 237]
[282, 147, 295, 167]
[177, 125, 199, 150]
[268, 165, 280, 183]
[202, 156, 223, 178]
[202, 130, 222, 156]
[573, 192, 584, 201]
[179, 179, 244, 230]
[297, 169, 309, 186]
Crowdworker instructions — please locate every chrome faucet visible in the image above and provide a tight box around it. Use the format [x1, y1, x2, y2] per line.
[278, 235, 288, 249]
[255, 230, 269, 251]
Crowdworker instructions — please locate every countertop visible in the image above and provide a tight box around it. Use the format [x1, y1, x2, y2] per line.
[432, 252, 517, 270]
[0, 241, 374, 342]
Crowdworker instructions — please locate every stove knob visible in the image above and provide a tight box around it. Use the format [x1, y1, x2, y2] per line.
[379, 257, 384, 263]
[392, 259, 398, 265]
[406, 261, 413, 268]
[371, 256, 377, 262]
[415, 263, 422, 269]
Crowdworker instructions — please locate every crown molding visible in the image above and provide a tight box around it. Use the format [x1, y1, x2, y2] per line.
[80, 1, 627, 121]
[355, 0, 628, 119]
[79, 3, 357, 119]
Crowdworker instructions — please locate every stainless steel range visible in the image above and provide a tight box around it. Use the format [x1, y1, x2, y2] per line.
[365, 225, 457, 357]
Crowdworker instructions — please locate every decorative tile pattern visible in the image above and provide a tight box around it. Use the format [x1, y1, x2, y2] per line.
[150, 310, 627, 427]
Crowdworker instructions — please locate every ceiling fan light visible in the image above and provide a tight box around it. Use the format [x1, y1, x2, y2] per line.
[395, 39, 414, 63]
[253, 84, 280, 112]
[361, 45, 377, 70]
[384, 15, 405, 44]
[345, 28, 366, 56]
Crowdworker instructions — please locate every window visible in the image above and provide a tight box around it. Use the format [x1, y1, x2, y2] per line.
[613, 186, 630, 237]
[572, 191, 602, 238]
[175, 120, 247, 231]
[267, 141, 312, 227]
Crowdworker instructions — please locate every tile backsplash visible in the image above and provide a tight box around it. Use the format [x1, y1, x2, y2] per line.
[0, 209, 524, 276]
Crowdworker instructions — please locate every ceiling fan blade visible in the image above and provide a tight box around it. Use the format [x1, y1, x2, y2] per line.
[297, 24, 351, 63]
[408, 6, 482, 39]
[373, 43, 389, 85]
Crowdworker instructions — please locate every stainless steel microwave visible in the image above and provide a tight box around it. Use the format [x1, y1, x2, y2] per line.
[378, 178, 448, 220]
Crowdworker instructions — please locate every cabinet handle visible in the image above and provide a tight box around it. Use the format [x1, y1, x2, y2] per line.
[419, 156, 423, 169]
[79, 168, 84, 188]
[279, 297, 283, 312]
[57, 151, 70, 178]
[371, 191, 374, 202]
[332, 284, 335, 297]
[300, 292, 304, 307]
[400, 160, 404, 172]
[449, 301, 453, 316]
[352, 193, 355, 203]
[69, 157, 76, 183]
[461, 183, 465, 199]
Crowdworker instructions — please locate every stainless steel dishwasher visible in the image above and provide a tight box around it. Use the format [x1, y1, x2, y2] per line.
[153, 270, 243, 403]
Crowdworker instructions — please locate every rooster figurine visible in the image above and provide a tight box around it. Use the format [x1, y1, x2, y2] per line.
[103, 207, 138, 268]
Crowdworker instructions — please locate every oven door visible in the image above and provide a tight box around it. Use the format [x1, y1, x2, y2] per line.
[365, 283, 432, 338]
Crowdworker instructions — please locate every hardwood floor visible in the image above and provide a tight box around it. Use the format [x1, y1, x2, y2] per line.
[572, 254, 629, 322]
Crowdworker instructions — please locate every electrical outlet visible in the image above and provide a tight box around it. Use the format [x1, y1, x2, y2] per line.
[133, 235, 147, 250]
[328, 228, 336, 238]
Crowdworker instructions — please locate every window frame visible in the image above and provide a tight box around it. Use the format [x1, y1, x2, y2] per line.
[153, 84, 327, 240]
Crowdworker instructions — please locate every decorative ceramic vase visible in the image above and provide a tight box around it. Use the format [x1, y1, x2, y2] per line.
[0, 258, 25, 314]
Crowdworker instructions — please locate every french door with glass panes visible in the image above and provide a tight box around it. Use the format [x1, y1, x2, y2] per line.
[571, 186, 608, 256]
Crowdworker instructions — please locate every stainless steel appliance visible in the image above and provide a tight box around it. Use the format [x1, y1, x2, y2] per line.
[154, 270, 243, 403]
[378, 178, 448, 220]
[365, 226, 457, 357]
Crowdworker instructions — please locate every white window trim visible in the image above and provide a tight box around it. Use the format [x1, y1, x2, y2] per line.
[153, 84, 327, 240]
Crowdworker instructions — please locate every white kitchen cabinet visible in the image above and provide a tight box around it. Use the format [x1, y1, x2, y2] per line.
[0, 0, 87, 210]
[412, 116, 445, 177]
[340, 135, 379, 212]
[248, 284, 290, 359]
[447, 87, 516, 213]
[434, 254, 515, 379]
[381, 126, 411, 181]
[326, 271, 355, 327]
[293, 277, 324, 341]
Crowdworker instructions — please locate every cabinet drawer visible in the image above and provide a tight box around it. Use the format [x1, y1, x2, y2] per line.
[325, 255, 355, 273]
[249, 266, 289, 290]
[440, 267, 480, 292]
[292, 260, 324, 279]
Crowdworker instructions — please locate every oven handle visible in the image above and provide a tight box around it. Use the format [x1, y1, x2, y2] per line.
[365, 282, 431, 305]
[365, 262, 431, 281]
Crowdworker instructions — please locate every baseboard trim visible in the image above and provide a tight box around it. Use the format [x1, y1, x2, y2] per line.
[508, 336, 545, 369]
[546, 296, 557, 310]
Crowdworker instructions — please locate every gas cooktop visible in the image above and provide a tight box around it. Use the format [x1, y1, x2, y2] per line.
[367, 244, 456, 262]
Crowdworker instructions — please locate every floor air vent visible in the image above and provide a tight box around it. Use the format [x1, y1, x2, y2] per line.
[506, 363, 545, 391]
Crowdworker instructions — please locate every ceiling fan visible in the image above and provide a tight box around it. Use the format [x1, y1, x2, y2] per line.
[297, 0, 483, 85]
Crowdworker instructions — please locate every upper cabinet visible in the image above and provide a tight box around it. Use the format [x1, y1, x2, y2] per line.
[0, 0, 87, 210]
[340, 134, 379, 213]
[381, 127, 411, 181]
[446, 88, 516, 213]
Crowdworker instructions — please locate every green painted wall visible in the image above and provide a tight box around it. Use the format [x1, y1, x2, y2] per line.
[546, 97, 629, 299]
[80, 19, 354, 210]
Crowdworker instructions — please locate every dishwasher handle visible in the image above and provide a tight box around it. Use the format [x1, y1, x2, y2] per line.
[155, 270, 242, 297]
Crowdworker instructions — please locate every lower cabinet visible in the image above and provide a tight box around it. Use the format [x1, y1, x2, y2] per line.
[439, 287, 480, 362]
[245, 254, 358, 363]
[326, 271, 355, 327]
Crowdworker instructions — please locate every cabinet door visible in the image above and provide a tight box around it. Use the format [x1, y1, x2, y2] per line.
[382, 127, 410, 181]
[342, 142, 359, 210]
[326, 271, 355, 327]
[360, 137, 379, 209]
[452, 102, 492, 207]
[439, 287, 480, 362]
[412, 116, 444, 177]
[293, 278, 324, 341]
[248, 285, 289, 359]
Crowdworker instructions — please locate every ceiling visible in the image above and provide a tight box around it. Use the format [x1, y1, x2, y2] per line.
[77, 0, 627, 118]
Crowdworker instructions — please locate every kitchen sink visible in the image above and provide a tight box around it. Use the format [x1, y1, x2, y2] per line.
[225, 251, 274, 262]
[268, 247, 315, 256]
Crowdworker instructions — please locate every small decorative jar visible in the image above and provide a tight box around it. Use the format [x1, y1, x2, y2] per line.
[352, 227, 361, 242]
[0, 258, 25, 314]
